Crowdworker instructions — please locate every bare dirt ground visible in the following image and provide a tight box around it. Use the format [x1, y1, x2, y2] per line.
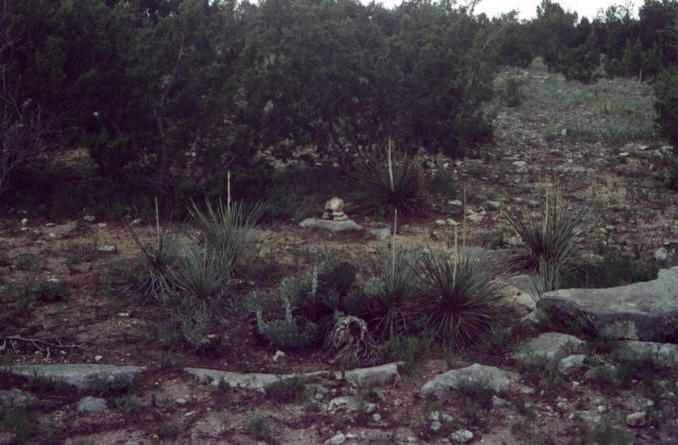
[1, 67, 678, 444]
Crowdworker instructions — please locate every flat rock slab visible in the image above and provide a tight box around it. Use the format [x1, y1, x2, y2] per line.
[420, 363, 516, 401]
[513, 332, 586, 367]
[10, 364, 145, 390]
[335, 362, 400, 387]
[615, 341, 678, 369]
[185, 368, 328, 389]
[538, 267, 678, 341]
[299, 218, 363, 232]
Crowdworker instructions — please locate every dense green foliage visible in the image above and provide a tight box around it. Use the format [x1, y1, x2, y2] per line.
[1, 0, 499, 201]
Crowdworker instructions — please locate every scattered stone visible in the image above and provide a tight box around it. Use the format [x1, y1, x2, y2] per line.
[118, 312, 130, 318]
[97, 223, 107, 229]
[44, 222, 77, 239]
[420, 364, 515, 401]
[558, 354, 587, 376]
[446, 219, 459, 226]
[97, 245, 117, 253]
[466, 210, 484, 223]
[324, 432, 346, 445]
[435, 219, 447, 226]
[520, 386, 535, 395]
[513, 332, 586, 368]
[77, 396, 107, 413]
[83, 215, 96, 222]
[597, 405, 606, 413]
[338, 362, 400, 387]
[626, 411, 647, 427]
[20, 218, 28, 226]
[654, 247, 668, 262]
[176, 398, 188, 405]
[539, 267, 678, 341]
[94, 355, 103, 362]
[448, 200, 462, 207]
[372, 413, 381, 422]
[130, 219, 142, 225]
[272, 350, 286, 362]
[431, 421, 442, 432]
[299, 218, 363, 232]
[486, 200, 501, 210]
[450, 429, 473, 443]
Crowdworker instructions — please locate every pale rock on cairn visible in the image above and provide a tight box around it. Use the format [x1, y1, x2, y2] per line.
[323, 196, 349, 221]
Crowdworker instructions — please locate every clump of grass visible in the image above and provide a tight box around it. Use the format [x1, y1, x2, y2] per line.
[382, 333, 434, 376]
[264, 376, 306, 403]
[245, 411, 272, 440]
[13, 253, 44, 272]
[414, 248, 507, 346]
[1, 404, 37, 444]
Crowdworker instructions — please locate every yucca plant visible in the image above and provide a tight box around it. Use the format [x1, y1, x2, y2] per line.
[503, 191, 588, 270]
[415, 248, 507, 346]
[127, 201, 180, 303]
[364, 247, 420, 339]
[188, 199, 266, 278]
[350, 154, 430, 217]
[172, 243, 226, 299]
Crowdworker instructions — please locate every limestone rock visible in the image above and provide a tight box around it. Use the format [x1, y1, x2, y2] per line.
[299, 218, 363, 232]
[615, 341, 678, 369]
[10, 364, 144, 390]
[420, 364, 515, 401]
[185, 367, 327, 389]
[324, 432, 346, 445]
[557, 354, 587, 376]
[626, 411, 647, 427]
[336, 362, 400, 387]
[513, 332, 586, 368]
[451, 429, 474, 443]
[654, 247, 668, 262]
[77, 396, 107, 413]
[538, 267, 678, 342]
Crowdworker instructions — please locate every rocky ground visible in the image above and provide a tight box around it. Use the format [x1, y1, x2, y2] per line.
[2, 63, 678, 444]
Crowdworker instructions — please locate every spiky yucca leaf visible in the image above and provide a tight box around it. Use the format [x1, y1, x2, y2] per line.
[416, 249, 506, 346]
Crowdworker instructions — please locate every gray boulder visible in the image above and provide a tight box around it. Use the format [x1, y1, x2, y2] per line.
[538, 267, 678, 342]
[513, 332, 586, 368]
[420, 363, 515, 401]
